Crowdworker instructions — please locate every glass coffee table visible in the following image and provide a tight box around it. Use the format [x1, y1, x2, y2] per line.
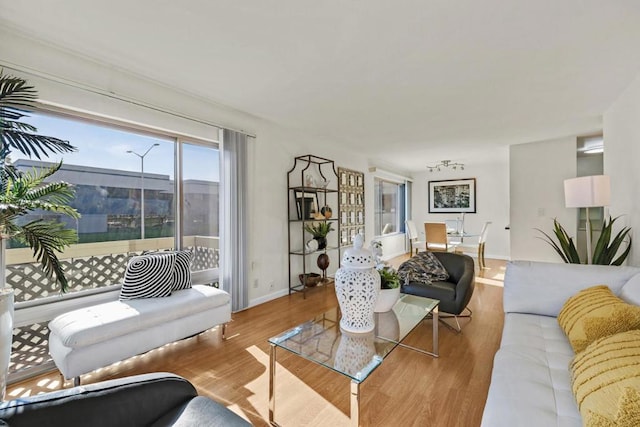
[268, 294, 439, 426]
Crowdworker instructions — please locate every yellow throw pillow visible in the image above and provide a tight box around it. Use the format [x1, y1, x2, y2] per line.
[570, 330, 640, 427]
[558, 285, 640, 353]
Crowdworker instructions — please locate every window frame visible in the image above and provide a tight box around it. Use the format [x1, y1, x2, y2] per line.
[10, 106, 220, 311]
[373, 176, 407, 237]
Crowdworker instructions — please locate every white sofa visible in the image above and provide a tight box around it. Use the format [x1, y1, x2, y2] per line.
[481, 260, 640, 426]
[48, 270, 231, 385]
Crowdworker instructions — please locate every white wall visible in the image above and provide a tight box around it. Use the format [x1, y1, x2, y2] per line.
[509, 137, 577, 262]
[604, 72, 640, 266]
[411, 149, 511, 260]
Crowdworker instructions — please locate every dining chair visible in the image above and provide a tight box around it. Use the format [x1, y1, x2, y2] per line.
[424, 222, 457, 252]
[405, 220, 426, 254]
[455, 221, 492, 269]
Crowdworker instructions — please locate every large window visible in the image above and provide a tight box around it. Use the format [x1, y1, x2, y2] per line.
[373, 178, 406, 236]
[8, 109, 221, 379]
[8, 111, 220, 301]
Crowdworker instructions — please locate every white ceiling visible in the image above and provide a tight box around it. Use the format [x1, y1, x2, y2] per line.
[2, 1, 640, 172]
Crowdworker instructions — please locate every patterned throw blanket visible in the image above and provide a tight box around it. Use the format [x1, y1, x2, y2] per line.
[398, 251, 449, 285]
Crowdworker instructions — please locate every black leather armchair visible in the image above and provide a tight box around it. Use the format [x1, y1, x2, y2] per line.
[0, 372, 251, 427]
[401, 252, 475, 330]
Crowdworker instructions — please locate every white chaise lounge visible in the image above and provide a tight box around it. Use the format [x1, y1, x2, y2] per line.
[48, 269, 231, 385]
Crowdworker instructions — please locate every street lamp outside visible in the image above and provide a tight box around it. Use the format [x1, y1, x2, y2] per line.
[127, 143, 159, 239]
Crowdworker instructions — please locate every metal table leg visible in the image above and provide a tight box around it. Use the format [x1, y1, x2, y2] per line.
[432, 304, 439, 356]
[269, 343, 276, 425]
[350, 380, 360, 427]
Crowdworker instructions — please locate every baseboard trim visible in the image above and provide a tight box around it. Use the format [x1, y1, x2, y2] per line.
[248, 288, 289, 308]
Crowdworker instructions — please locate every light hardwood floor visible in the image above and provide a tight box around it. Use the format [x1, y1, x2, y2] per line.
[6, 256, 507, 427]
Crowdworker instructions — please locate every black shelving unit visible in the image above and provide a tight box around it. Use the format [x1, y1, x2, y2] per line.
[287, 155, 341, 297]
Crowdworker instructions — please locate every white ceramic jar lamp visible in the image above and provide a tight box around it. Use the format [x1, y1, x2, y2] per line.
[334, 233, 380, 333]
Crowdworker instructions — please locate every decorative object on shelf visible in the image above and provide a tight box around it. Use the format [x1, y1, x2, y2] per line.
[317, 253, 330, 280]
[320, 205, 332, 218]
[370, 240, 401, 312]
[304, 222, 335, 250]
[338, 167, 365, 246]
[299, 272, 322, 287]
[305, 174, 316, 188]
[334, 233, 380, 333]
[319, 178, 330, 189]
[295, 191, 319, 220]
[426, 159, 465, 172]
[305, 238, 319, 253]
[536, 216, 631, 265]
[428, 178, 476, 213]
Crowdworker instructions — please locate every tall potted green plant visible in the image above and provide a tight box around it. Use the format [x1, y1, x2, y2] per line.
[536, 216, 632, 265]
[1, 70, 79, 399]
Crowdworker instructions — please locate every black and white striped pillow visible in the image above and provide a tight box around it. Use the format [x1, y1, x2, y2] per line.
[119, 253, 176, 300]
[172, 250, 192, 291]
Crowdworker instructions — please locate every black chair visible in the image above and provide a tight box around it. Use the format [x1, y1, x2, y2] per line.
[0, 372, 252, 427]
[401, 251, 475, 332]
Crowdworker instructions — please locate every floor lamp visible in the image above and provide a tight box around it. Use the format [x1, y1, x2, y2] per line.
[564, 175, 611, 264]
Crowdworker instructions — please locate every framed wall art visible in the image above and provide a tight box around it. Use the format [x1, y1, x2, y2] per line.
[428, 178, 476, 213]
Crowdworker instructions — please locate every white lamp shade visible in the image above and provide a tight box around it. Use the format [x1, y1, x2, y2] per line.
[564, 175, 611, 208]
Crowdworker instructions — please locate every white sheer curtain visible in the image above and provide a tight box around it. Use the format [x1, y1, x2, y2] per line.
[221, 129, 250, 311]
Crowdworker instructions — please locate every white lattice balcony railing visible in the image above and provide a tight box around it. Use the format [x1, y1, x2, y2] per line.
[7, 236, 220, 382]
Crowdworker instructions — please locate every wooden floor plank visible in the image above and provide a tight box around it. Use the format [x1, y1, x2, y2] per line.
[5, 255, 506, 427]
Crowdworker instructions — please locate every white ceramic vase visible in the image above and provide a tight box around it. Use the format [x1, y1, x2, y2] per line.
[0, 287, 14, 401]
[374, 286, 401, 313]
[334, 233, 380, 333]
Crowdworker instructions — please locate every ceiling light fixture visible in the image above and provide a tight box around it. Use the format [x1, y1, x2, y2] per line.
[427, 160, 465, 172]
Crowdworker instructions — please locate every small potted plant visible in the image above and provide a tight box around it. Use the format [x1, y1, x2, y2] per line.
[379, 266, 401, 289]
[370, 240, 402, 312]
[304, 221, 334, 250]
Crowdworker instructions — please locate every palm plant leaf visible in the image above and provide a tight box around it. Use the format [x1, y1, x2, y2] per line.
[591, 216, 632, 265]
[535, 218, 581, 263]
[1, 71, 76, 159]
[15, 220, 77, 292]
[611, 236, 633, 266]
[0, 73, 37, 110]
[0, 71, 80, 292]
[1, 130, 76, 160]
[2, 166, 71, 207]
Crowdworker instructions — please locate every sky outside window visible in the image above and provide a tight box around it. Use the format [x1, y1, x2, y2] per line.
[19, 112, 219, 181]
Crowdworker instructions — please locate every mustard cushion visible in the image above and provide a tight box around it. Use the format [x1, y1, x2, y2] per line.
[570, 330, 640, 427]
[557, 285, 640, 353]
